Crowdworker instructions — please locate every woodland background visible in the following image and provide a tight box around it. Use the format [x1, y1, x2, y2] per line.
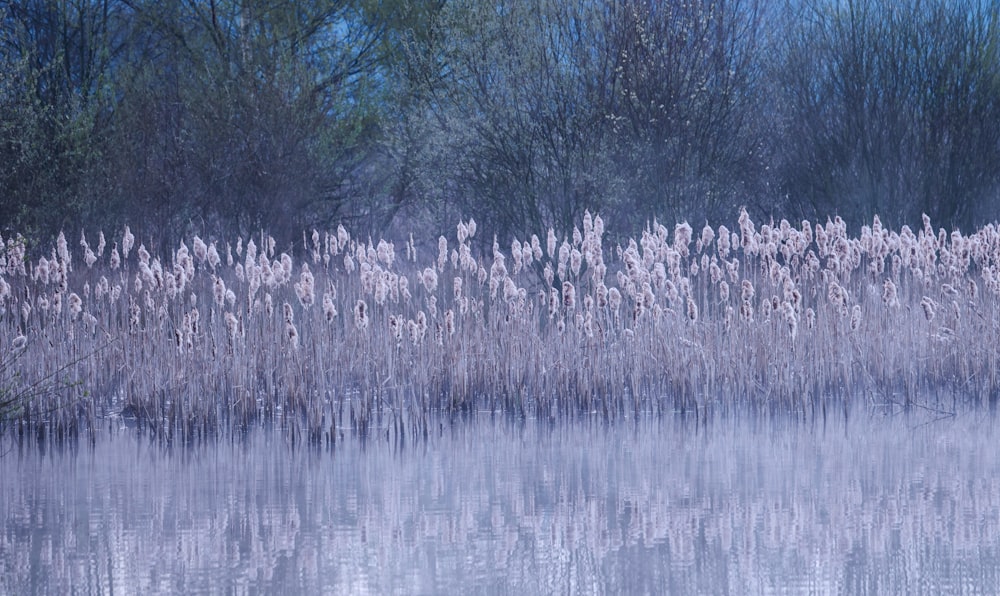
[1, 0, 999, 247]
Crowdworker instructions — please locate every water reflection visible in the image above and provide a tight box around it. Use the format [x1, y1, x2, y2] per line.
[2, 412, 1000, 594]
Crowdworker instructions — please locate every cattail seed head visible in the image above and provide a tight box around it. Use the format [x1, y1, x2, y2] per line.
[882, 280, 899, 308]
[323, 292, 337, 322]
[850, 305, 862, 331]
[686, 295, 698, 322]
[68, 292, 82, 319]
[214, 276, 226, 307]
[355, 299, 369, 330]
[445, 309, 455, 336]
[920, 296, 936, 322]
[562, 281, 576, 310]
[608, 287, 622, 312]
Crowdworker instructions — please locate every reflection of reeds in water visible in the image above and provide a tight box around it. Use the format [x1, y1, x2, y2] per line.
[2, 209, 1000, 438]
[1, 414, 996, 594]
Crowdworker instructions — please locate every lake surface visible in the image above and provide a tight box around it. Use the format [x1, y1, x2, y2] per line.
[3, 410, 1000, 594]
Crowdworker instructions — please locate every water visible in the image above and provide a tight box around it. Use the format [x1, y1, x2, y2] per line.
[2, 411, 1000, 594]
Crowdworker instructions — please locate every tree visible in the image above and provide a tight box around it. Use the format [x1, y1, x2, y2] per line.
[770, 0, 1000, 229]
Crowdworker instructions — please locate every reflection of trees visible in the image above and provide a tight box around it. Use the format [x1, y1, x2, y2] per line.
[2, 415, 999, 593]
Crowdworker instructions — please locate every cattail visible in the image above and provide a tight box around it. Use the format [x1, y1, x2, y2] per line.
[285, 320, 299, 348]
[355, 299, 369, 330]
[225, 312, 240, 341]
[295, 264, 315, 307]
[850, 305, 862, 331]
[68, 292, 82, 319]
[596, 283, 608, 308]
[700, 224, 715, 252]
[562, 281, 576, 310]
[641, 283, 655, 310]
[121, 226, 134, 260]
[740, 300, 754, 323]
[717, 225, 731, 257]
[920, 296, 936, 322]
[608, 287, 622, 313]
[882, 280, 899, 308]
[504, 277, 519, 303]
[191, 236, 207, 263]
[416, 310, 427, 339]
[547, 228, 557, 259]
[781, 301, 797, 339]
[444, 309, 455, 336]
[558, 241, 570, 279]
[386, 315, 400, 342]
[827, 281, 847, 309]
[741, 280, 755, 302]
[323, 292, 337, 322]
[719, 281, 730, 302]
[214, 276, 226, 306]
[129, 300, 141, 330]
[549, 287, 560, 318]
[686, 295, 698, 322]
[570, 248, 582, 277]
[531, 235, 543, 262]
[205, 242, 220, 270]
[674, 222, 693, 257]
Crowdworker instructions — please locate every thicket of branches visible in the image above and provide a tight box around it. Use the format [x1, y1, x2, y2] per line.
[1, 0, 999, 245]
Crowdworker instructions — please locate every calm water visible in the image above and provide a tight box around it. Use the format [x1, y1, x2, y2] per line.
[2, 410, 1000, 594]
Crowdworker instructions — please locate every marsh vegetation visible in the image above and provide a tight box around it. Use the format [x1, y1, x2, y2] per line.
[1, 209, 998, 442]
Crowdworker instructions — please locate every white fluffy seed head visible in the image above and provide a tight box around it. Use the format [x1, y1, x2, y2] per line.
[323, 292, 337, 322]
[562, 281, 576, 310]
[686, 295, 698, 322]
[355, 299, 369, 330]
[920, 296, 936, 322]
[420, 267, 437, 293]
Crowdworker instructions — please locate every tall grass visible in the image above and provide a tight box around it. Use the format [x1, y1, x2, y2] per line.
[1, 210, 998, 439]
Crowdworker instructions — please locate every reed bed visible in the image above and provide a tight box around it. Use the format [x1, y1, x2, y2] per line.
[1, 209, 998, 439]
